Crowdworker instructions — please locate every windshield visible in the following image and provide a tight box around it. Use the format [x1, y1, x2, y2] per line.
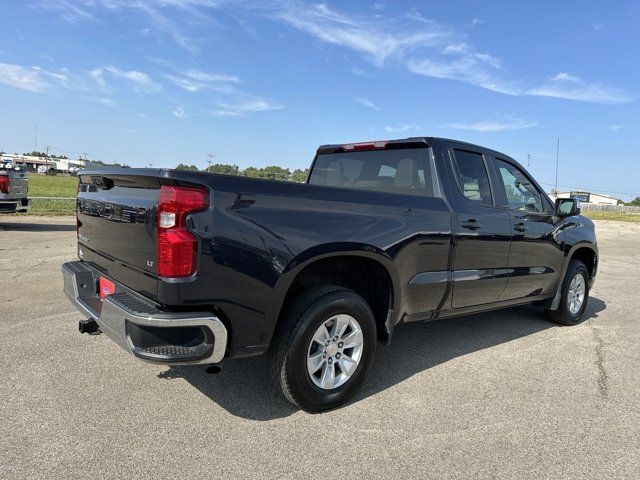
[308, 148, 437, 196]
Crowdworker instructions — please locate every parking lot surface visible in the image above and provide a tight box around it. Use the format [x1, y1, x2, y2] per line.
[1, 216, 639, 479]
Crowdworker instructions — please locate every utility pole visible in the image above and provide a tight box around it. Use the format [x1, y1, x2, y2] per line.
[554, 138, 560, 193]
[527, 153, 530, 168]
[45, 145, 52, 167]
[34, 121, 38, 151]
[207, 153, 215, 172]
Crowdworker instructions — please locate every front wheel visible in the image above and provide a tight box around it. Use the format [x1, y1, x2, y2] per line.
[546, 259, 590, 325]
[270, 285, 377, 412]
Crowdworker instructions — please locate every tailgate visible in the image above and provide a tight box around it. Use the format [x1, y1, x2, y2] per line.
[0, 170, 28, 197]
[77, 170, 161, 299]
[9, 171, 28, 196]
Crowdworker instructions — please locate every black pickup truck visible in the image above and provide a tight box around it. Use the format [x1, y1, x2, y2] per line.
[62, 137, 597, 411]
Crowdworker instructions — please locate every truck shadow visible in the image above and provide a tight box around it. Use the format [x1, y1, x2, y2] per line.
[158, 297, 606, 421]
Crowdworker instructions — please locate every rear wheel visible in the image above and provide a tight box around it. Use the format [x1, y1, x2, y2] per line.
[546, 259, 590, 325]
[270, 285, 377, 412]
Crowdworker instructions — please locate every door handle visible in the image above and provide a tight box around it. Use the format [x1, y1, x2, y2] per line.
[513, 222, 528, 232]
[461, 219, 482, 230]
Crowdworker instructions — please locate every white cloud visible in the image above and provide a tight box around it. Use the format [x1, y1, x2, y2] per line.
[443, 42, 469, 54]
[278, 3, 451, 67]
[31, 1, 634, 105]
[33, 0, 97, 23]
[526, 72, 632, 104]
[185, 69, 239, 83]
[384, 124, 420, 134]
[172, 106, 186, 118]
[609, 124, 623, 131]
[408, 55, 517, 95]
[444, 117, 537, 132]
[90, 68, 111, 91]
[104, 66, 163, 94]
[213, 97, 283, 117]
[96, 97, 117, 107]
[0, 63, 51, 92]
[33, 0, 214, 52]
[275, 3, 632, 104]
[165, 69, 239, 92]
[355, 97, 381, 110]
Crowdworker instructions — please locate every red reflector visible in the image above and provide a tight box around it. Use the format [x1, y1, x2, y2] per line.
[342, 141, 388, 152]
[158, 229, 198, 277]
[0, 175, 9, 194]
[157, 185, 209, 278]
[99, 277, 115, 301]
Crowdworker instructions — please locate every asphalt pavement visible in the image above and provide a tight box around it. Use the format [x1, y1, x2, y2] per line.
[1, 216, 638, 479]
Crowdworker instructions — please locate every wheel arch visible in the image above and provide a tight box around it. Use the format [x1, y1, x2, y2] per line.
[549, 241, 598, 310]
[265, 243, 401, 345]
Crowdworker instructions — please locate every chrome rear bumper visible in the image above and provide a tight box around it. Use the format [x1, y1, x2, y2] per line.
[62, 261, 227, 364]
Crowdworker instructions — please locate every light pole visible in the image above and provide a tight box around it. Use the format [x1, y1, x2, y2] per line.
[555, 138, 560, 193]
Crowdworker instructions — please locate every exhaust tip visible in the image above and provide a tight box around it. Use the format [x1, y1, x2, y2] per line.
[205, 365, 221, 375]
[79, 318, 101, 335]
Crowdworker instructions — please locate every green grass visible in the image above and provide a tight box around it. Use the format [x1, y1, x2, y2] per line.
[582, 210, 640, 223]
[28, 173, 78, 197]
[25, 174, 78, 216]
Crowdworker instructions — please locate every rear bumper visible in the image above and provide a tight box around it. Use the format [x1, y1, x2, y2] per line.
[0, 198, 29, 213]
[62, 261, 227, 364]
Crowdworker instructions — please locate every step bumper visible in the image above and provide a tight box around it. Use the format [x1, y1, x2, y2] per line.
[62, 261, 227, 364]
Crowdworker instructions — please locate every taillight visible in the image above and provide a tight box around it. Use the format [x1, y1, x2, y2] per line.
[0, 175, 10, 194]
[157, 185, 209, 278]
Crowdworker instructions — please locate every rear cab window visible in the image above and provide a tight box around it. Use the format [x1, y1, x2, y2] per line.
[308, 148, 440, 197]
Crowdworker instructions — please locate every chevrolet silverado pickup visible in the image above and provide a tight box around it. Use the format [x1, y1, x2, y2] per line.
[0, 163, 29, 213]
[62, 137, 597, 411]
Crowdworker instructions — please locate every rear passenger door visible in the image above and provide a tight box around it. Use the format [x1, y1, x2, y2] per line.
[447, 147, 512, 308]
[490, 157, 564, 300]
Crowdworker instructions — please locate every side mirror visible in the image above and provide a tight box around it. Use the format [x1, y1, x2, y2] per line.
[555, 198, 581, 216]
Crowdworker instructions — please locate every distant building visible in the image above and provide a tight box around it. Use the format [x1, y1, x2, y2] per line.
[53, 158, 86, 173]
[549, 190, 620, 205]
[0, 154, 85, 172]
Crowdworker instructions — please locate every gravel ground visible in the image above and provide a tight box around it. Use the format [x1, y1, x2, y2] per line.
[1, 216, 639, 479]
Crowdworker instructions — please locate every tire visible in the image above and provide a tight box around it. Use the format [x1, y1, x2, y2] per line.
[270, 285, 377, 412]
[545, 259, 590, 326]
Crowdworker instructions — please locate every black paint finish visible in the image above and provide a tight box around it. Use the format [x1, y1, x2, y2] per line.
[74, 138, 598, 358]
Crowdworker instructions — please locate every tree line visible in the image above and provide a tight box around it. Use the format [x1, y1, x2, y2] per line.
[176, 163, 309, 183]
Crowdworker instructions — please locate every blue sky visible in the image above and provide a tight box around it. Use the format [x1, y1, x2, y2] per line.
[0, 1, 638, 199]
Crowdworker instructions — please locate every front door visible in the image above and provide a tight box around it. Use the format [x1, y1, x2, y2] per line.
[490, 157, 564, 299]
[448, 147, 512, 308]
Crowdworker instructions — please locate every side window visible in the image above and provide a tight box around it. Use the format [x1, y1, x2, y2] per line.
[494, 159, 544, 212]
[452, 149, 493, 206]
